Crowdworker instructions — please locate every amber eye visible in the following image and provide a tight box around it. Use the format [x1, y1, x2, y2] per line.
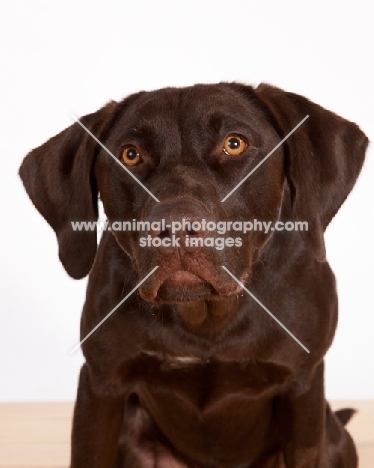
[121, 146, 141, 166]
[223, 135, 247, 156]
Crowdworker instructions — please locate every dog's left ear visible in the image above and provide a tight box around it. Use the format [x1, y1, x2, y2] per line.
[255, 83, 368, 261]
[19, 101, 117, 278]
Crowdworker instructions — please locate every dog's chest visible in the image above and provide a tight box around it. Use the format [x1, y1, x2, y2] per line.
[123, 350, 291, 398]
[120, 352, 290, 462]
[135, 352, 283, 410]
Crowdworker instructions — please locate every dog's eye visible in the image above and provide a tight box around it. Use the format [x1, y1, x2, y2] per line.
[223, 135, 247, 156]
[121, 146, 141, 166]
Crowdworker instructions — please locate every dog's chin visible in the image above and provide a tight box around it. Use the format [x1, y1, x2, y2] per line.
[155, 271, 216, 303]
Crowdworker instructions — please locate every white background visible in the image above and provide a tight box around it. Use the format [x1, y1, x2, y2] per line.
[0, 1, 373, 401]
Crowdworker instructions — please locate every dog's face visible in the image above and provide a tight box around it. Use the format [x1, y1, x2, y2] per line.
[19, 82, 367, 305]
[96, 85, 284, 303]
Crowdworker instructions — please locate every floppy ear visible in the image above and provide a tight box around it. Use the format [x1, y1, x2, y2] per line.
[255, 84, 368, 261]
[19, 101, 117, 279]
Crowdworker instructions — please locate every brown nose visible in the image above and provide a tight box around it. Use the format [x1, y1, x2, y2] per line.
[146, 200, 210, 250]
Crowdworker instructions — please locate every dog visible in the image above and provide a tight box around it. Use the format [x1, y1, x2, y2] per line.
[19, 83, 368, 467]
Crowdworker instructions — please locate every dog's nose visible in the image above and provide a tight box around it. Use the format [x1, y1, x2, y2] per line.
[146, 200, 210, 248]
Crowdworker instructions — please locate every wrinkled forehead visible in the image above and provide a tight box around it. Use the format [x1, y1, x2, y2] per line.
[113, 85, 267, 135]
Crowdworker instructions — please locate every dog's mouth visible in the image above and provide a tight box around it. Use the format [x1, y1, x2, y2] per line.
[155, 270, 215, 303]
[139, 265, 247, 303]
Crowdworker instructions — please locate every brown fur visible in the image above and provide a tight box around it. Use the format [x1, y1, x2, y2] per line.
[19, 83, 368, 467]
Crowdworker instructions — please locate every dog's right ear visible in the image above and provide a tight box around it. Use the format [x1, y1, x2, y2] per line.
[254, 84, 368, 262]
[19, 101, 117, 279]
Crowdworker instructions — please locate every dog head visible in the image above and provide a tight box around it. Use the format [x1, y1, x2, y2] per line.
[19, 83, 368, 303]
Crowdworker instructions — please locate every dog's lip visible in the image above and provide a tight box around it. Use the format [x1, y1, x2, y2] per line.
[166, 270, 204, 285]
[139, 267, 215, 302]
[137, 249, 251, 302]
[155, 268, 215, 302]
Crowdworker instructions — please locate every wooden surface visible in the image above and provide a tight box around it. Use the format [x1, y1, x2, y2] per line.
[0, 401, 373, 467]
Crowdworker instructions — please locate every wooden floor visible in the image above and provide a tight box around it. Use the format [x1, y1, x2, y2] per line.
[0, 401, 373, 467]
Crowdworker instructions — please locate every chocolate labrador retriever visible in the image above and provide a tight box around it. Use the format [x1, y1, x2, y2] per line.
[19, 83, 368, 467]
